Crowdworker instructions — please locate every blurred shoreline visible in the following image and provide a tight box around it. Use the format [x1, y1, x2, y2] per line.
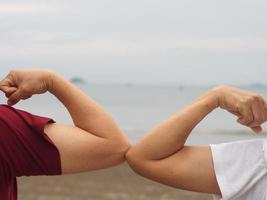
[1, 83, 266, 143]
[18, 164, 212, 200]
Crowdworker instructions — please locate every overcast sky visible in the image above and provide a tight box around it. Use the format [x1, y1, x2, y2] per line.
[0, 0, 266, 86]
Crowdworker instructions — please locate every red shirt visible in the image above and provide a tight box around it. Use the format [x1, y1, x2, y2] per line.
[0, 105, 61, 200]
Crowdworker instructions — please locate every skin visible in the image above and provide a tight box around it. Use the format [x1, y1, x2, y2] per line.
[126, 86, 267, 195]
[0, 69, 131, 174]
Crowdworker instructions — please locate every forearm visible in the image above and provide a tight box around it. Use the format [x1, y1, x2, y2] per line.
[125, 86, 266, 193]
[48, 72, 126, 141]
[131, 90, 218, 160]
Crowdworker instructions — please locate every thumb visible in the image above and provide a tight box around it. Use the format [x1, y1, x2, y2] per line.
[7, 89, 23, 106]
[0, 74, 14, 90]
[0, 85, 17, 95]
[251, 126, 262, 134]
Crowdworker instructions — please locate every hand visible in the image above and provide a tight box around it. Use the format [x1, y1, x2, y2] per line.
[0, 69, 54, 106]
[213, 86, 267, 133]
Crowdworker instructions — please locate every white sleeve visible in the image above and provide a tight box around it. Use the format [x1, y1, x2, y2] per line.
[210, 139, 267, 200]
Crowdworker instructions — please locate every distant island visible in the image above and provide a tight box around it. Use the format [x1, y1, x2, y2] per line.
[237, 83, 267, 89]
[247, 83, 266, 88]
[70, 77, 86, 84]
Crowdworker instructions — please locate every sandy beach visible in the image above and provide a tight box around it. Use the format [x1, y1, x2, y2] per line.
[18, 164, 212, 200]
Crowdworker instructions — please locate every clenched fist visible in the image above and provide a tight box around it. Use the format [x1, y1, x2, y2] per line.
[0, 69, 54, 105]
[212, 86, 267, 133]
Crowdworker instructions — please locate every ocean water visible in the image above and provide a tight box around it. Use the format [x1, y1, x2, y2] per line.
[1, 83, 267, 144]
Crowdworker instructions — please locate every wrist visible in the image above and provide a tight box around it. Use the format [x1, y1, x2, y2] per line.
[47, 71, 69, 95]
[203, 88, 220, 110]
[210, 86, 230, 109]
[47, 71, 58, 93]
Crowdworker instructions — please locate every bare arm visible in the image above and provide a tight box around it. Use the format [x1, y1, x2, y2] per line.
[0, 69, 130, 174]
[126, 86, 267, 194]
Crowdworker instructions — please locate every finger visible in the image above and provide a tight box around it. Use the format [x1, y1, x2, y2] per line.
[264, 103, 267, 122]
[5, 92, 12, 98]
[229, 110, 241, 118]
[0, 74, 14, 90]
[237, 105, 254, 125]
[0, 85, 17, 99]
[251, 126, 262, 134]
[7, 89, 23, 105]
[4, 88, 18, 98]
[0, 80, 9, 90]
[248, 100, 264, 128]
[5, 93, 8, 98]
[1, 85, 17, 94]
[7, 87, 33, 105]
[21, 94, 32, 100]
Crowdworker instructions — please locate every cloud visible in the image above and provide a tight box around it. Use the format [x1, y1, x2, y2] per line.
[0, 2, 51, 14]
[0, 0, 266, 85]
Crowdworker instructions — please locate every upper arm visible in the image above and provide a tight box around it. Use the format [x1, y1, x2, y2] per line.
[44, 122, 128, 174]
[127, 145, 221, 195]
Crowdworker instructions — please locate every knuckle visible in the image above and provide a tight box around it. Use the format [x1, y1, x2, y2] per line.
[247, 118, 253, 124]
[254, 114, 261, 120]
[252, 117, 261, 124]
[239, 120, 247, 125]
[249, 121, 256, 126]
[10, 69, 18, 75]
[254, 121, 261, 125]
[244, 116, 253, 124]
[250, 94, 261, 102]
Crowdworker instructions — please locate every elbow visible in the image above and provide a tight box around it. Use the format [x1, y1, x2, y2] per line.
[125, 147, 136, 165]
[115, 141, 132, 164]
[126, 147, 149, 176]
[108, 138, 132, 166]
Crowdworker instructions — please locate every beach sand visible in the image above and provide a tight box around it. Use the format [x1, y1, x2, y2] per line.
[18, 164, 212, 200]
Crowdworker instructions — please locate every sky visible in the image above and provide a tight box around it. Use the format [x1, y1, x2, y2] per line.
[0, 0, 266, 86]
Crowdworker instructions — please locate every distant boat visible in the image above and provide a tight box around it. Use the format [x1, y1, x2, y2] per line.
[126, 82, 134, 88]
[178, 85, 185, 91]
[248, 83, 266, 89]
[70, 77, 86, 84]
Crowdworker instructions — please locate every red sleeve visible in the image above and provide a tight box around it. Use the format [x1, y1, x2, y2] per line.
[0, 104, 62, 177]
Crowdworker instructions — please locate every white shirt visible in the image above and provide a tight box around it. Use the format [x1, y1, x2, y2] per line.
[210, 139, 267, 200]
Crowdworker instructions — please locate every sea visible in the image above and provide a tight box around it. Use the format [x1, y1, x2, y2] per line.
[1, 83, 267, 145]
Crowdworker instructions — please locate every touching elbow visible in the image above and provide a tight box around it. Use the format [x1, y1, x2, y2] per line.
[109, 138, 131, 166]
[126, 148, 148, 176]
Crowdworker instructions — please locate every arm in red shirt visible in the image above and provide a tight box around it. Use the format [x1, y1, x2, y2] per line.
[0, 69, 130, 174]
